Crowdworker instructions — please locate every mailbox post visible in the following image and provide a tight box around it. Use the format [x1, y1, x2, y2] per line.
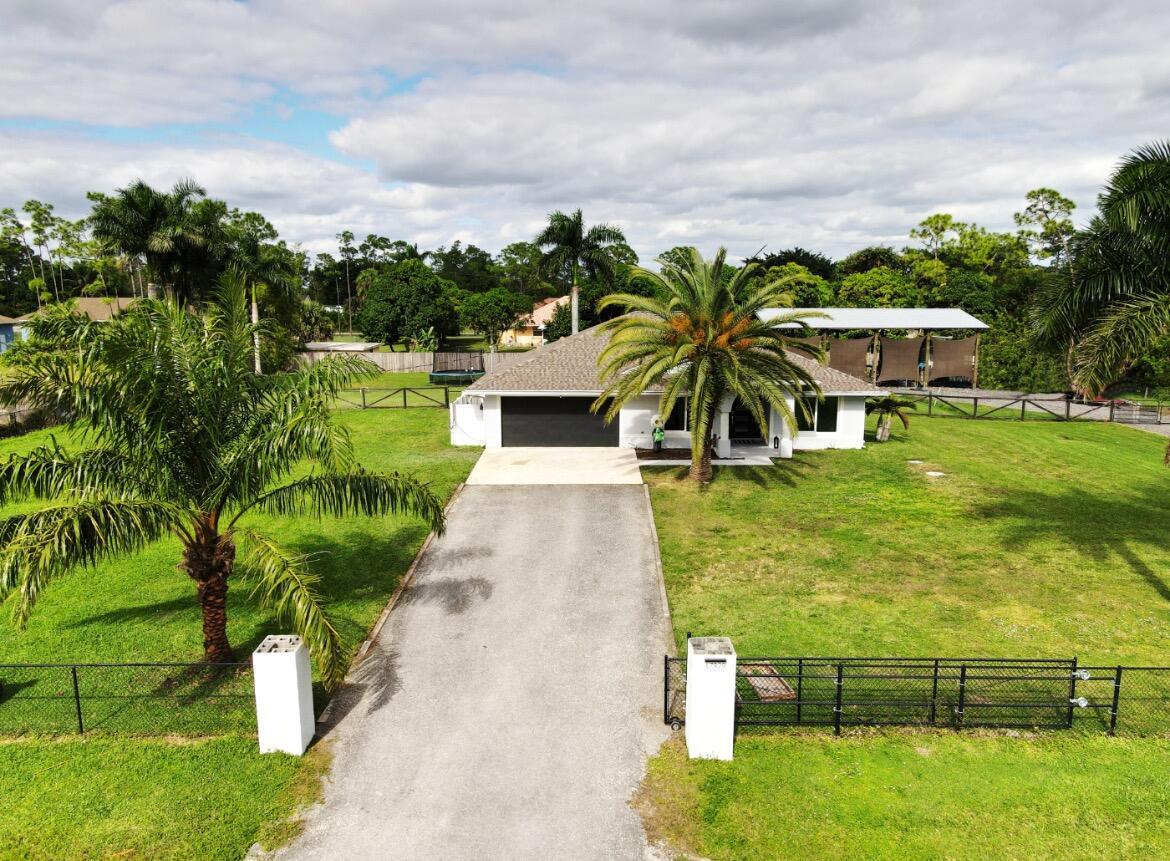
[684, 636, 737, 760]
[253, 634, 315, 755]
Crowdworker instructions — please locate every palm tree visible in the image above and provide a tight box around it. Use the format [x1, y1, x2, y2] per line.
[535, 209, 627, 334]
[593, 247, 824, 482]
[88, 179, 228, 304]
[0, 274, 443, 689]
[1032, 141, 1170, 395]
[865, 396, 917, 442]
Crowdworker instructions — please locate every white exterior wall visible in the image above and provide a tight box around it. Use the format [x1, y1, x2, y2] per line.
[618, 395, 690, 449]
[482, 395, 502, 447]
[449, 396, 487, 446]
[769, 395, 867, 451]
[450, 391, 869, 451]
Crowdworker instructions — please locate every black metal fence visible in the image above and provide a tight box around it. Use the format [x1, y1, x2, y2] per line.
[0, 662, 255, 736]
[335, 386, 453, 409]
[664, 656, 1170, 736]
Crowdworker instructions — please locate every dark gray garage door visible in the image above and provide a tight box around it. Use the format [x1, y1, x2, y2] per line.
[501, 396, 618, 447]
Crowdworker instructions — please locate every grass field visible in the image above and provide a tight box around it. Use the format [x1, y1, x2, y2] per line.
[640, 415, 1170, 859]
[0, 392, 479, 859]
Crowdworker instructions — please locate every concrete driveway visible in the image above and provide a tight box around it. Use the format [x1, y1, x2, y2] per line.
[466, 447, 643, 485]
[275, 484, 669, 860]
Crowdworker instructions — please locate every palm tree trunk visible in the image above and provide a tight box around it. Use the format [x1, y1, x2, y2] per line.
[688, 437, 714, 482]
[571, 265, 579, 335]
[180, 532, 237, 663]
[877, 416, 891, 442]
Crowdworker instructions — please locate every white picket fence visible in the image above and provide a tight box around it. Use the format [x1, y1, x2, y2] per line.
[297, 350, 528, 374]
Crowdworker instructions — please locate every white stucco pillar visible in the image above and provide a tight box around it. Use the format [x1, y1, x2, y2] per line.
[253, 634, 315, 755]
[684, 637, 737, 760]
[715, 394, 733, 458]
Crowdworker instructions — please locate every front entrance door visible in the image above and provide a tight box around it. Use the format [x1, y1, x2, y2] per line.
[729, 398, 765, 443]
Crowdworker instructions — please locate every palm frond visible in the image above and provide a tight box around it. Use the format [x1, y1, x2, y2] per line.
[237, 471, 445, 533]
[233, 527, 346, 690]
[0, 499, 180, 625]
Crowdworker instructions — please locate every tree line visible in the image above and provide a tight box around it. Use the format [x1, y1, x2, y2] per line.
[3, 141, 1168, 395]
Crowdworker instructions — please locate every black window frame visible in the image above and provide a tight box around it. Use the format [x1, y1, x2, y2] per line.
[663, 398, 688, 431]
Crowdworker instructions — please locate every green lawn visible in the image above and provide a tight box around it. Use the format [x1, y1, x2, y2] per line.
[640, 415, 1170, 859]
[647, 416, 1170, 663]
[0, 398, 479, 859]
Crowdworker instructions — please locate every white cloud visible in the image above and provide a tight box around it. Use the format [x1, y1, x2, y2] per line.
[0, 0, 1168, 261]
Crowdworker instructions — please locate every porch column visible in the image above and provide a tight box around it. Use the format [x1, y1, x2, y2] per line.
[715, 396, 732, 458]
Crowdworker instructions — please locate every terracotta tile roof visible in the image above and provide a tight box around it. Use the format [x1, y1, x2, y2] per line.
[467, 321, 884, 394]
[521, 295, 568, 328]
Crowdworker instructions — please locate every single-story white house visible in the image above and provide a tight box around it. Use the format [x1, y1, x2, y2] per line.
[449, 323, 885, 456]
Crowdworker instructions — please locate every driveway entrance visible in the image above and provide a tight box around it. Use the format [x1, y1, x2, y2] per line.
[276, 484, 669, 860]
[466, 446, 643, 485]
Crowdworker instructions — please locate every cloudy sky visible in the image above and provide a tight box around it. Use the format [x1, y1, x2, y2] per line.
[2, 1, 1168, 262]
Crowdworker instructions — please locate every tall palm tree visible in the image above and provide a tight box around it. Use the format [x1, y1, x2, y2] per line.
[535, 209, 627, 334]
[594, 247, 824, 482]
[1032, 141, 1170, 395]
[0, 274, 443, 689]
[89, 178, 228, 304]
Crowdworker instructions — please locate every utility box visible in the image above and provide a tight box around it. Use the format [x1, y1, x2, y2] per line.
[253, 635, 315, 756]
[684, 637, 737, 760]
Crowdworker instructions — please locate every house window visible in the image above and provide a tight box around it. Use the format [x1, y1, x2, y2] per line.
[796, 396, 816, 431]
[664, 398, 687, 430]
[796, 395, 840, 433]
[816, 397, 839, 432]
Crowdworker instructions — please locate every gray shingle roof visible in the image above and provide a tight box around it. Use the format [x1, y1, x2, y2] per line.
[466, 322, 883, 394]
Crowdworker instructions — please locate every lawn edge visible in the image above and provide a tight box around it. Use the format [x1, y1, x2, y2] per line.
[642, 482, 677, 656]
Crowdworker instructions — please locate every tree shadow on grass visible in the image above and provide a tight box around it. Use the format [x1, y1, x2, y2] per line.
[228, 521, 431, 659]
[974, 482, 1170, 604]
[67, 595, 195, 629]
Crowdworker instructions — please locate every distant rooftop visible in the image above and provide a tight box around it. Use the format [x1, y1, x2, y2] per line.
[17, 296, 138, 323]
[758, 307, 989, 331]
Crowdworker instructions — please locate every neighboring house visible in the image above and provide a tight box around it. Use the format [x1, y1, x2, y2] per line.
[0, 315, 17, 353]
[451, 322, 884, 454]
[15, 296, 139, 333]
[499, 296, 569, 348]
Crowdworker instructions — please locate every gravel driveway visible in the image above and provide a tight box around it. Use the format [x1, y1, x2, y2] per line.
[274, 484, 670, 861]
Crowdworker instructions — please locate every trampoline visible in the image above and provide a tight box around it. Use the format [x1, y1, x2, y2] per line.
[430, 350, 485, 385]
[429, 369, 484, 385]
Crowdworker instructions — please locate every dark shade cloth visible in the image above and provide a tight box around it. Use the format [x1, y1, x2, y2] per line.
[877, 336, 924, 384]
[827, 336, 872, 380]
[928, 335, 978, 383]
[787, 335, 825, 361]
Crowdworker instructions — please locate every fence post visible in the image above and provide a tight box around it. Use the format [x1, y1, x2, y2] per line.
[929, 659, 939, 725]
[444, 386, 450, 407]
[927, 393, 934, 416]
[1109, 401, 1115, 422]
[796, 658, 804, 725]
[360, 388, 367, 409]
[403, 388, 408, 408]
[662, 655, 669, 725]
[1067, 657, 1079, 728]
[1020, 400, 1027, 421]
[956, 664, 967, 728]
[684, 637, 737, 760]
[972, 397, 979, 419]
[1065, 398, 1071, 421]
[1109, 665, 1123, 736]
[70, 666, 84, 734]
[253, 635, 315, 756]
[833, 663, 844, 735]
